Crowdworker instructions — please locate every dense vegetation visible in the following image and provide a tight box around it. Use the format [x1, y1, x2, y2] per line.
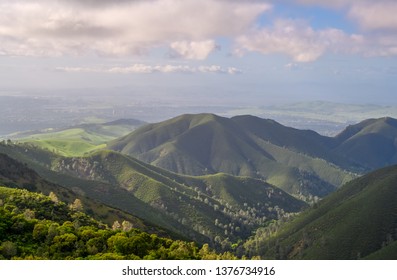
[0, 143, 306, 249]
[0, 186, 237, 260]
[241, 164, 397, 259]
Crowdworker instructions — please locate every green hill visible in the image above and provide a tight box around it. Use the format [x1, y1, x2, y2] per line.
[11, 119, 145, 156]
[333, 117, 397, 170]
[0, 152, 173, 238]
[108, 113, 356, 199]
[0, 142, 306, 247]
[243, 164, 397, 259]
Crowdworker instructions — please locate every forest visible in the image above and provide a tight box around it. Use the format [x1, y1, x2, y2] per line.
[0, 187, 239, 260]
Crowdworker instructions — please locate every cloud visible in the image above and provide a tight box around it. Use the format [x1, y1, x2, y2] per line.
[170, 40, 219, 60]
[292, 0, 397, 32]
[348, 1, 397, 31]
[198, 65, 242, 74]
[2, 0, 397, 62]
[291, 0, 353, 8]
[0, 0, 270, 57]
[235, 19, 363, 62]
[55, 64, 242, 74]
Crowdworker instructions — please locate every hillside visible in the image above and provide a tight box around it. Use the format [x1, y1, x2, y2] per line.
[0, 152, 172, 237]
[10, 118, 145, 156]
[243, 164, 397, 259]
[0, 186, 238, 260]
[0, 142, 306, 247]
[333, 117, 397, 170]
[108, 113, 357, 198]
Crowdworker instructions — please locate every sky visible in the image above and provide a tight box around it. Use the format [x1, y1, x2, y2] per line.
[0, 0, 397, 106]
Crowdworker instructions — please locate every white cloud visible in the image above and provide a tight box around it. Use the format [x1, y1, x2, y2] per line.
[292, 0, 397, 32]
[291, 0, 354, 8]
[236, 19, 363, 62]
[170, 40, 218, 60]
[56, 64, 242, 74]
[348, 1, 397, 31]
[0, 0, 270, 57]
[2, 0, 397, 62]
[198, 65, 242, 74]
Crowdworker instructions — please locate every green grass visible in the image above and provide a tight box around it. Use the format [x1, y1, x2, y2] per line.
[17, 120, 143, 156]
[24, 139, 105, 157]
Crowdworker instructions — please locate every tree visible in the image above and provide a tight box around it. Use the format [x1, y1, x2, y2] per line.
[122, 221, 133, 232]
[69, 199, 83, 212]
[1, 241, 17, 259]
[49, 192, 59, 204]
[112, 221, 121, 231]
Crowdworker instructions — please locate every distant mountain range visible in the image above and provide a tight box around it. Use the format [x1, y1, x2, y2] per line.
[108, 114, 397, 198]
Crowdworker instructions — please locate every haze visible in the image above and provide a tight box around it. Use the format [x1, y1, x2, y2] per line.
[0, 0, 396, 107]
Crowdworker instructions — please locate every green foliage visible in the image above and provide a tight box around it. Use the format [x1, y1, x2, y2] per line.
[0, 143, 306, 246]
[0, 150, 167, 238]
[0, 186, 236, 260]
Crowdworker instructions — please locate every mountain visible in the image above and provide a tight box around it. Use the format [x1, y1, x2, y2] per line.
[243, 164, 397, 259]
[8, 118, 146, 156]
[227, 101, 397, 136]
[0, 142, 306, 246]
[0, 152, 172, 237]
[333, 117, 397, 170]
[108, 113, 356, 198]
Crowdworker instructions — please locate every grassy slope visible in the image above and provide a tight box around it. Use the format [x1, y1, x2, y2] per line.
[15, 119, 145, 157]
[0, 152, 172, 237]
[108, 113, 355, 198]
[54, 149, 307, 242]
[253, 164, 397, 259]
[0, 142, 306, 245]
[0, 144, 194, 241]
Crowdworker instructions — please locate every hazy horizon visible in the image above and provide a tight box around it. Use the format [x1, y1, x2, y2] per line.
[0, 0, 396, 108]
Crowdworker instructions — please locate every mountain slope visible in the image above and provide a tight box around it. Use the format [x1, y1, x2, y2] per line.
[11, 118, 145, 156]
[0, 142, 306, 246]
[51, 150, 307, 243]
[108, 113, 356, 198]
[334, 117, 397, 170]
[0, 152, 172, 237]
[0, 186, 237, 260]
[244, 164, 397, 259]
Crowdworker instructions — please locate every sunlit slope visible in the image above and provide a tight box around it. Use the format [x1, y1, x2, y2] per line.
[0, 186, 237, 260]
[0, 142, 306, 245]
[52, 149, 306, 242]
[16, 119, 145, 156]
[0, 152, 166, 236]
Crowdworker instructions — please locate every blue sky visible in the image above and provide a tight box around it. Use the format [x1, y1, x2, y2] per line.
[0, 0, 396, 105]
